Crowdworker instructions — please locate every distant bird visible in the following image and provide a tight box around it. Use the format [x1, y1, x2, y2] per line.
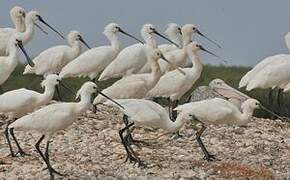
[147, 42, 222, 120]
[0, 37, 33, 91]
[139, 24, 198, 73]
[0, 74, 62, 122]
[5, 81, 123, 179]
[23, 30, 90, 76]
[98, 24, 178, 81]
[175, 98, 260, 161]
[158, 23, 181, 53]
[94, 49, 184, 105]
[105, 99, 189, 166]
[0, 10, 64, 56]
[59, 23, 142, 81]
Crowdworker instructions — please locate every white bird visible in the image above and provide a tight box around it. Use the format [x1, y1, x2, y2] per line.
[5, 81, 123, 179]
[175, 98, 260, 161]
[0, 37, 33, 90]
[23, 31, 90, 76]
[105, 99, 189, 166]
[94, 49, 182, 104]
[0, 6, 26, 55]
[0, 74, 61, 120]
[1, 10, 64, 56]
[98, 24, 179, 81]
[146, 42, 221, 119]
[158, 23, 181, 53]
[59, 23, 142, 81]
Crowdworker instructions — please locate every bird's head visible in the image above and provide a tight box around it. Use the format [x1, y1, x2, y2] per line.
[41, 74, 61, 88]
[10, 6, 26, 18]
[165, 23, 182, 36]
[241, 99, 260, 111]
[68, 31, 91, 49]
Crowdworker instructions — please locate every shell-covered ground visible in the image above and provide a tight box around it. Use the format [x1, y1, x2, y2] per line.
[0, 106, 290, 179]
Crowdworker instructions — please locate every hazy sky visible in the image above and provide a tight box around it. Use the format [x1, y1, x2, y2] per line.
[1, 0, 290, 66]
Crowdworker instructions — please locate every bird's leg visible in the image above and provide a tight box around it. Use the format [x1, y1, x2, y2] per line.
[44, 140, 64, 176]
[91, 78, 98, 113]
[171, 100, 183, 138]
[195, 125, 215, 161]
[168, 99, 174, 121]
[124, 126, 150, 147]
[55, 85, 62, 101]
[123, 115, 134, 145]
[4, 126, 15, 157]
[35, 135, 64, 180]
[9, 128, 30, 157]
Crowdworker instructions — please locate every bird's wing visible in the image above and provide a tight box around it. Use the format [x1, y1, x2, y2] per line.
[0, 28, 15, 55]
[60, 46, 115, 78]
[99, 44, 146, 80]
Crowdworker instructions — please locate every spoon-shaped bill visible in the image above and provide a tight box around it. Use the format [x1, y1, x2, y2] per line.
[96, 90, 125, 109]
[17, 40, 34, 67]
[118, 28, 144, 44]
[153, 29, 180, 48]
[199, 45, 228, 64]
[34, 23, 48, 35]
[160, 54, 186, 75]
[37, 15, 65, 39]
[79, 36, 91, 49]
[196, 29, 221, 48]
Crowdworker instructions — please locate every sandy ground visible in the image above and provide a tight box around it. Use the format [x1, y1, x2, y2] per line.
[0, 105, 290, 179]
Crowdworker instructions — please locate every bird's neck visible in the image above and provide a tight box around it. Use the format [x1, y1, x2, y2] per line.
[19, 18, 35, 43]
[38, 85, 56, 105]
[70, 41, 82, 58]
[12, 17, 25, 32]
[164, 113, 185, 133]
[107, 33, 121, 51]
[168, 33, 181, 47]
[149, 58, 162, 82]
[143, 33, 157, 48]
[182, 33, 192, 47]
[239, 107, 254, 125]
[187, 50, 202, 72]
[77, 93, 92, 113]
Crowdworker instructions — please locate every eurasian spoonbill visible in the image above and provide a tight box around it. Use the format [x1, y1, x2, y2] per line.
[5, 81, 123, 179]
[98, 24, 178, 81]
[175, 98, 260, 161]
[158, 23, 181, 53]
[105, 99, 189, 166]
[59, 23, 142, 81]
[23, 30, 90, 76]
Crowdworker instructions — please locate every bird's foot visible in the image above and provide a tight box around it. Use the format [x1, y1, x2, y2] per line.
[49, 167, 65, 176]
[171, 132, 183, 139]
[15, 150, 30, 157]
[203, 154, 216, 161]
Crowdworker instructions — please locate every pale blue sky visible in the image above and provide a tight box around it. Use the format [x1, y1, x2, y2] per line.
[1, 0, 290, 66]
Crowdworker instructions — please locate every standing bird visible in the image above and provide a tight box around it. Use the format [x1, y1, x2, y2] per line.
[105, 99, 189, 166]
[23, 31, 90, 76]
[0, 11, 64, 56]
[158, 23, 181, 53]
[98, 24, 178, 81]
[147, 42, 222, 119]
[93, 49, 184, 104]
[0, 37, 33, 91]
[5, 82, 123, 180]
[175, 98, 260, 161]
[59, 23, 142, 81]
[0, 74, 62, 124]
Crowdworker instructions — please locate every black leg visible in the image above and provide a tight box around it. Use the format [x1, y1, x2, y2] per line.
[196, 125, 215, 161]
[4, 126, 15, 157]
[9, 128, 29, 157]
[35, 135, 64, 180]
[168, 99, 174, 121]
[55, 85, 62, 101]
[171, 100, 179, 120]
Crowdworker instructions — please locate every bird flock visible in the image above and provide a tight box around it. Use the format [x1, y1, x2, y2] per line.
[0, 6, 285, 180]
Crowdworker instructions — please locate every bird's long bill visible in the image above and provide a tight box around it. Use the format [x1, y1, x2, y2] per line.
[37, 15, 65, 39]
[196, 29, 221, 48]
[59, 81, 74, 94]
[199, 46, 228, 64]
[119, 28, 144, 44]
[34, 22, 48, 35]
[259, 105, 289, 121]
[160, 54, 186, 75]
[79, 36, 91, 49]
[97, 90, 125, 109]
[17, 40, 34, 67]
[153, 29, 180, 48]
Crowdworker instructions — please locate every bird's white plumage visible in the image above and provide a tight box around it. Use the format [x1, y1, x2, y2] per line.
[24, 31, 84, 76]
[175, 98, 260, 126]
[98, 24, 158, 81]
[105, 99, 187, 133]
[0, 74, 60, 118]
[146, 42, 203, 101]
[60, 23, 125, 80]
[158, 23, 181, 53]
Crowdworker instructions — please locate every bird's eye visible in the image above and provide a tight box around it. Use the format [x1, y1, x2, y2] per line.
[157, 53, 160, 56]
[193, 27, 197, 30]
[57, 79, 61, 82]
[93, 86, 97, 89]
